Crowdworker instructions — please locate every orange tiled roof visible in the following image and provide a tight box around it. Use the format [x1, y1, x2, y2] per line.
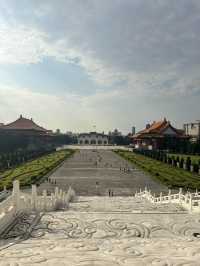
[133, 118, 183, 139]
[140, 120, 170, 134]
[2, 116, 47, 132]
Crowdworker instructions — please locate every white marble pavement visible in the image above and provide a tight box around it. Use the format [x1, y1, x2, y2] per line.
[1, 196, 200, 266]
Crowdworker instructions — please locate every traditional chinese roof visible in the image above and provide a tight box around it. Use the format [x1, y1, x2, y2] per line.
[133, 118, 184, 139]
[1, 115, 47, 132]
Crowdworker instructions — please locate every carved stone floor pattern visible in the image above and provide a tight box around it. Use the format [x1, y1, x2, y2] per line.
[1, 197, 200, 266]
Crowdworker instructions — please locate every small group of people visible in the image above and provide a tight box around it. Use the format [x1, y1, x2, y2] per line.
[108, 189, 114, 197]
[47, 178, 57, 185]
[120, 167, 131, 173]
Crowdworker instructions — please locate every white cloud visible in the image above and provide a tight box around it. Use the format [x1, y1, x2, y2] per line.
[0, 22, 123, 86]
[0, 85, 131, 132]
[0, 24, 47, 64]
[0, 0, 200, 132]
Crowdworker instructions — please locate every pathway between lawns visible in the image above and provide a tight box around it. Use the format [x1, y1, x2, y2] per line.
[38, 149, 168, 196]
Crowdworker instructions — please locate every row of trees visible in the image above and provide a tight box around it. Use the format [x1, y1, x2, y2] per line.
[0, 132, 70, 172]
[162, 138, 200, 154]
[108, 135, 132, 145]
[135, 149, 200, 174]
[0, 148, 56, 172]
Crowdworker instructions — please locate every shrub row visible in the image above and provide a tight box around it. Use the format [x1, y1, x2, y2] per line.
[0, 149, 75, 190]
[134, 150, 200, 174]
[115, 150, 200, 190]
[0, 148, 56, 172]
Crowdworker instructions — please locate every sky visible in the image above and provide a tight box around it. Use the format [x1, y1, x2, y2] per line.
[0, 0, 200, 134]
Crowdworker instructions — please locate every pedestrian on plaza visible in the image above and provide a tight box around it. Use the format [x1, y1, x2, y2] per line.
[108, 189, 111, 197]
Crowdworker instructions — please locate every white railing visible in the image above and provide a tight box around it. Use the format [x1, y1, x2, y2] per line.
[135, 187, 200, 213]
[0, 180, 76, 234]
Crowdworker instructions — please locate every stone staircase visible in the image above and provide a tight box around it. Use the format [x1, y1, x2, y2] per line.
[1, 196, 200, 265]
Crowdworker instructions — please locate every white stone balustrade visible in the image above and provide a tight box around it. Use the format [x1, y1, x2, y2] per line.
[0, 180, 76, 234]
[135, 188, 200, 213]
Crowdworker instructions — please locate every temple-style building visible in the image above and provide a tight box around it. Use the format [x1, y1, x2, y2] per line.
[0, 115, 51, 136]
[132, 118, 187, 150]
[0, 115, 54, 152]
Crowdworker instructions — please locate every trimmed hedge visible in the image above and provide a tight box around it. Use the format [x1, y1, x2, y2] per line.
[134, 149, 200, 174]
[115, 150, 200, 190]
[0, 149, 75, 190]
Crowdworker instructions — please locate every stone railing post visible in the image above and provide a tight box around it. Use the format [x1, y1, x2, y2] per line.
[189, 193, 193, 212]
[55, 187, 59, 200]
[148, 189, 151, 200]
[185, 193, 188, 206]
[179, 188, 182, 203]
[31, 185, 37, 211]
[51, 193, 55, 209]
[168, 189, 171, 203]
[153, 193, 156, 203]
[54, 187, 59, 207]
[12, 180, 20, 212]
[62, 191, 66, 204]
[43, 190, 47, 211]
[160, 192, 162, 203]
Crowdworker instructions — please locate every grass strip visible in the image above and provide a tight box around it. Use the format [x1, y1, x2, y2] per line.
[115, 150, 200, 190]
[0, 149, 75, 190]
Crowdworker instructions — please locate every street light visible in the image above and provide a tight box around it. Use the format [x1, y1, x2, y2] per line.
[93, 125, 97, 151]
[196, 120, 200, 142]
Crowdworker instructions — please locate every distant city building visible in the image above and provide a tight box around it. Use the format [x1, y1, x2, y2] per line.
[183, 121, 200, 142]
[132, 118, 187, 150]
[132, 126, 136, 135]
[109, 129, 122, 136]
[56, 129, 61, 134]
[66, 131, 73, 136]
[78, 132, 109, 145]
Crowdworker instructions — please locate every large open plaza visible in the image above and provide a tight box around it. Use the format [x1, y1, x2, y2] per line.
[38, 149, 168, 196]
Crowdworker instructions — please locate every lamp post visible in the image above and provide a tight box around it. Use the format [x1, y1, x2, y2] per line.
[197, 120, 200, 143]
[93, 125, 97, 151]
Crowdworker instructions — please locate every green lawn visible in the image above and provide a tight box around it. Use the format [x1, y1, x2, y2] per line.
[0, 149, 75, 190]
[115, 150, 200, 190]
[168, 153, 200, 164]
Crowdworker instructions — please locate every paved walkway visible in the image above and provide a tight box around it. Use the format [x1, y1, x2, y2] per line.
[38, 149, 168, 196]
